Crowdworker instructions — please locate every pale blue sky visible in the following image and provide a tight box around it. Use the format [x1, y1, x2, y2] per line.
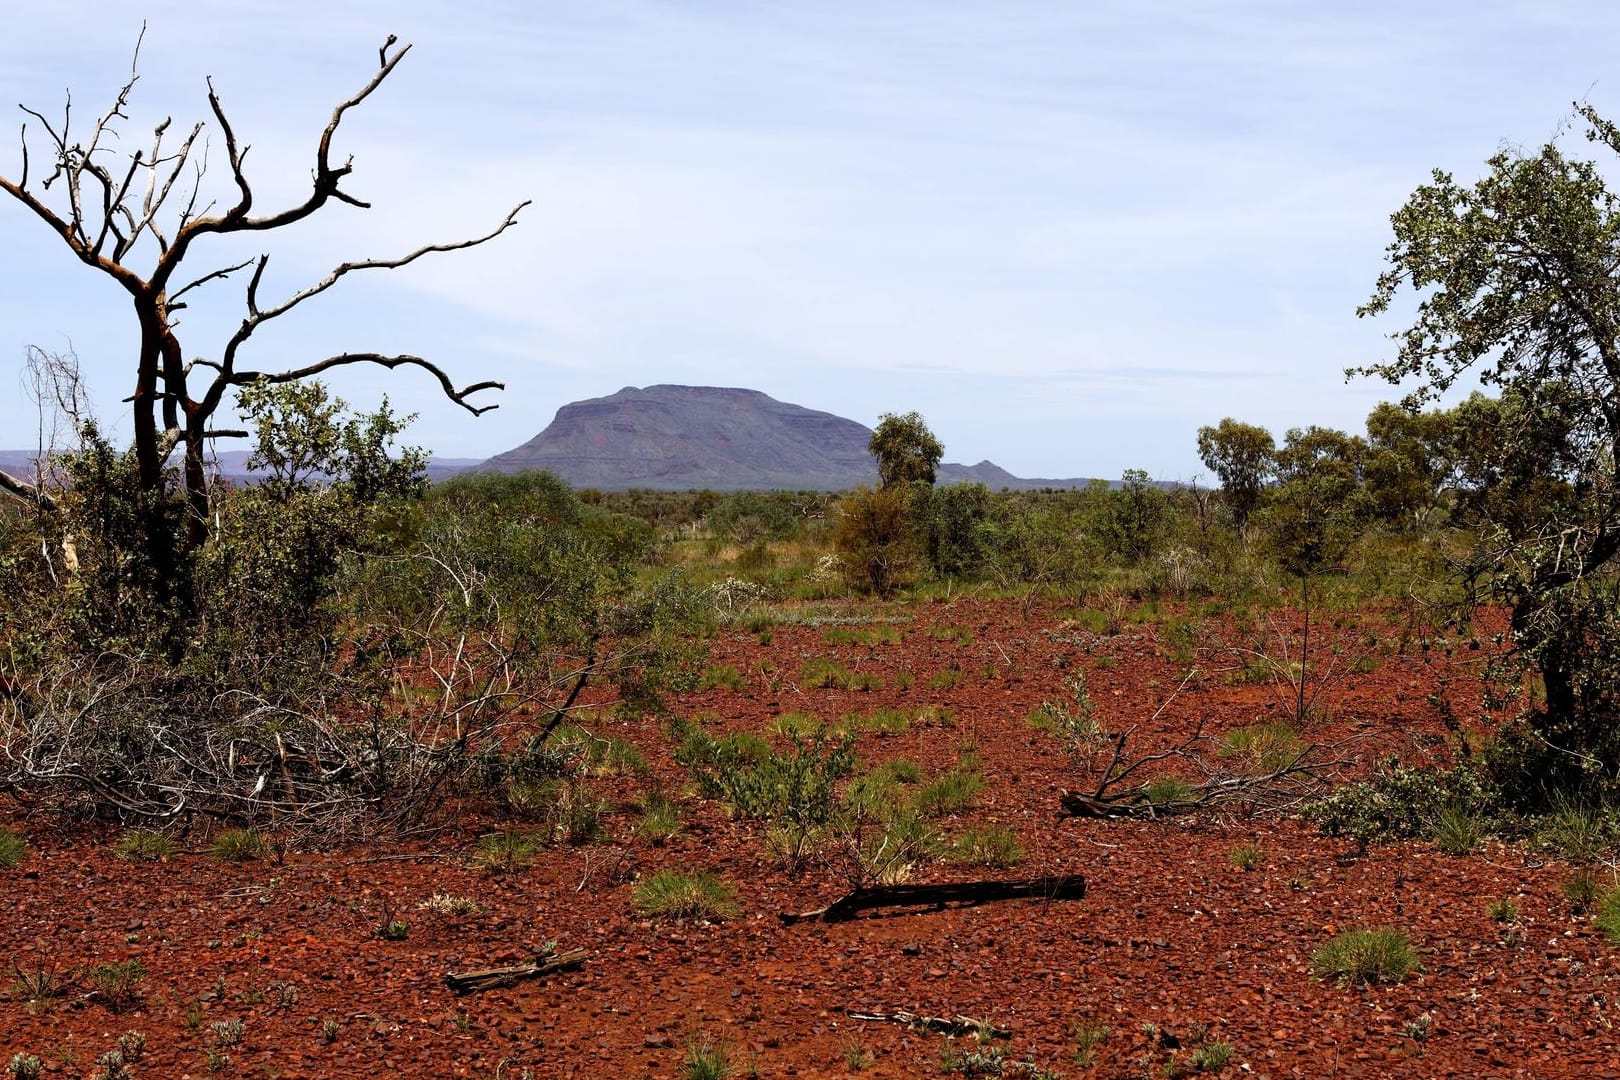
[3, 2, 1617, 479]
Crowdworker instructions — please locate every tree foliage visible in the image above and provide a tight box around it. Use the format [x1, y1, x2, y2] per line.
[1196, 419, 1275, 528]
[1356, 107, 1620, 803]
[869, 411, 944, 489]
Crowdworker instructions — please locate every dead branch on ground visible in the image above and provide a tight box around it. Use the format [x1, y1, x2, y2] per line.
[779, 874, 1085, 925]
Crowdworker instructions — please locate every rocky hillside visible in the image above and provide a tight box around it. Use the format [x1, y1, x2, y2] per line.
[480, 385, 1090, 491]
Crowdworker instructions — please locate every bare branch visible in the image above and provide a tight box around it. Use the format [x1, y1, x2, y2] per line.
[236, 353, 503, 415]
[0, 466, 59, 514]
[175, 35, 414, 253]
[239, 200, 528, 330]
[170, 255, 256, 306]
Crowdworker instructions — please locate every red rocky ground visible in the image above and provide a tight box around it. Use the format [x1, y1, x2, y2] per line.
[3, 597, 1616, 1078]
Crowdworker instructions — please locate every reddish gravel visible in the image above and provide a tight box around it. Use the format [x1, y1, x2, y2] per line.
[4, 598, 1614, 1079]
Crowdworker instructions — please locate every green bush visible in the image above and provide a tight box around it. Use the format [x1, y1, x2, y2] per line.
[86, 960, 147, 1011]
[679, 1031, 736, 1080]
[1563, 870, 1602, 914]
[1305, 757, 1493, 850]
[681, 727, 856, 826]
[1142, 775, 1194, 806]
[698, 664, 748, 692]
[1310, 927, 1420, 985]
[799, 658, 855, 690]
[1431, 805, 1483, 855]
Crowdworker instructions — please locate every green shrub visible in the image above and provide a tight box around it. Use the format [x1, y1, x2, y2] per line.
[767, 711, 823, 740]
[633, 869, 741, 921]
[208, 829, 266, 863]
[1027, 673, 1103, 750]
[1488, 898, 1520, 923]
[1071, 1022, 1111, 1067]
[1533, 801, 1614, 862]
[841, 707, 911, 736]
[799, 658, 855, 690]
[853, 809, 940, 887]
[871, 758, 924, 785]
[1189, 1041, 1235, 1072]
[928, 668, 965, 691]
[682, 727, 856, 825]
[0, 829, 28, 869]
[112, 830, 176, 863]
[1304, 757, 1492, 850]
[554, 784, 606, 846]
[1310, 927, 1420, 985]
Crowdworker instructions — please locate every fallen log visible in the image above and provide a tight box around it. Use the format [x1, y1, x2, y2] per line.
[779, 874, 1084, 925]
[445, 948, 588, 994]
[847, 1010, 1011, 1039]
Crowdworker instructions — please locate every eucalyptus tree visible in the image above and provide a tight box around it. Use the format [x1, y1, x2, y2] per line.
[1357, 107, 1620, 799]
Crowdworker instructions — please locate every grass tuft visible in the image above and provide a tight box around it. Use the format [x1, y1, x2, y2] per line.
[0, 829, 28, 869]
[633, 869, 741, 921]
[208, 829, 266, 863]
[1310, 927, 1420, 985]
[112, 830, 176, 863]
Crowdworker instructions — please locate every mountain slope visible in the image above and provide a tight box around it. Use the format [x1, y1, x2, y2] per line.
[480, 385, 1094, 491]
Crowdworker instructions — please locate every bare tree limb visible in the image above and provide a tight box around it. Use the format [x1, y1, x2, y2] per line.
[232, 353, 504, 415]
[0, 467, 58, 514]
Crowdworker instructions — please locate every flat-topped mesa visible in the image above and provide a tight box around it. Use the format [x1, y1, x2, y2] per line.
[479, 385, 1095, 492]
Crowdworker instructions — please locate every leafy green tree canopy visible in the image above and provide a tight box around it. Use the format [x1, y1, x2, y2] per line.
[1195, 419, 1275, 528]
[1356, 105, 1620, 801]
[869, 411, 944, 489]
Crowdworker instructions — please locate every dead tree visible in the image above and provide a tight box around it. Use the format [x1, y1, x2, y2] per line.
[0, 30, 527, 583]
[1056, 724, 1354, 819]
[1052, 671, 1358, 820]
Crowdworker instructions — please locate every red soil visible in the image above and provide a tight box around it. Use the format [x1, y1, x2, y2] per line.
[4, 598, 1614, 1079]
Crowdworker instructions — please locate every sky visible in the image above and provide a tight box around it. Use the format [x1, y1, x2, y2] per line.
[2, 1, 1619, 481]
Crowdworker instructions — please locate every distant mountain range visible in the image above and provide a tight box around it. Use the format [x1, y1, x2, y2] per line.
[0, 386, 1098, 493]
[480, 385, 1096, 491]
